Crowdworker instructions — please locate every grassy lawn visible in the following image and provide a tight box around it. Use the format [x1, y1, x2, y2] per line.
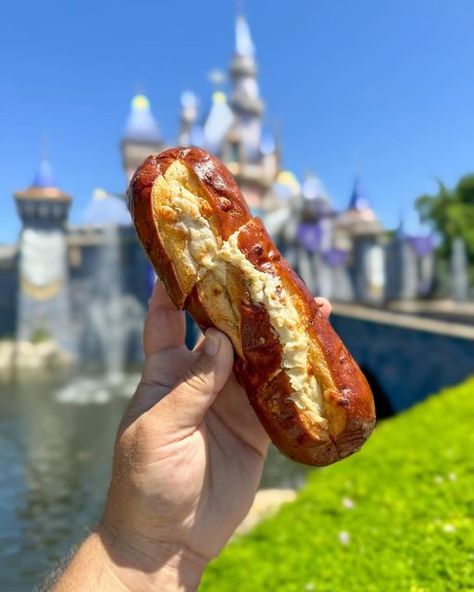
[201, 378, 474, 592]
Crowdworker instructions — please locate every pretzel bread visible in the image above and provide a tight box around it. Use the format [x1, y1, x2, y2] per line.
[128, 147, 376, 466]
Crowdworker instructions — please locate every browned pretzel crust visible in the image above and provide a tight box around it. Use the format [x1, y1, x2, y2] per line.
[129, 147, 376, 466]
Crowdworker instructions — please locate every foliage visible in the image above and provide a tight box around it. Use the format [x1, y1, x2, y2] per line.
[416, 175, 474, 264]
[201, 379, 474, 591]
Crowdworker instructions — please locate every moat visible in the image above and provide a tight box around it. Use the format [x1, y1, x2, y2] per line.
[0, 372, 309, 591]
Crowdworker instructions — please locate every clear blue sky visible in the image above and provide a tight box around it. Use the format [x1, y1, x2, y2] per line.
[1, 0, 473, 243]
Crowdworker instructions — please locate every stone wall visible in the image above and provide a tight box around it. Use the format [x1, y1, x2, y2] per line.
[331, 304, 474, 414]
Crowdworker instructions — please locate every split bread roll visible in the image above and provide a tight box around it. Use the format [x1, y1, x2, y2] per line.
[128, 147, 376, 466]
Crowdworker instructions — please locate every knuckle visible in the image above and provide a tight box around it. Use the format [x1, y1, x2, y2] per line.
[183, 365, 210, 393]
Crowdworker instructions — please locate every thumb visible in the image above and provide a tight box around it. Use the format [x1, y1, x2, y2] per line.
[151, 328, 234, 429]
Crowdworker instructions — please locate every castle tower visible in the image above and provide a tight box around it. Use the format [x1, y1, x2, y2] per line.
[385, 218, 436, 301]
[14, 158, 76, 354]
[335, 178, 384, 303]
[178, 91, 199, 146]
[385, 220, 418, 301]
[335, 177, 381, 240]
[203, 91, 234, 154]
[229, 13, 263, 158]
[218, 12, 279, 211]
[121, 93, 164, 184]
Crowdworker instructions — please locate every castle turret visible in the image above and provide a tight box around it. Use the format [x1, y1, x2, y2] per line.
[218, 12, 279, 211]
[229, 13, 263, 158]
[203, 91, 234, 154]
[336, 177, 381, 237]
[14, 158, 71, 234]
[385, 221, 417, 301]
[178, 91, 199, 147]
[334, 178, 384, 303]
[385, 216, 436, 301]
[121, 94, 164, 184]
[301, 172, 334, 220]
[14, 158, 75, 354]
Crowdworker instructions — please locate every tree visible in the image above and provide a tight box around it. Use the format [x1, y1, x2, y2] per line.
[416, 174, 474, 265]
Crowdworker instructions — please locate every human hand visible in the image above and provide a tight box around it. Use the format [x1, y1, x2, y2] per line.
[99, 281, 271, 587]
[54, 282, 331, 591]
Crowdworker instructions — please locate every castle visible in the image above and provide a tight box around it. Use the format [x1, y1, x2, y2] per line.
[0, 12, 436, 359]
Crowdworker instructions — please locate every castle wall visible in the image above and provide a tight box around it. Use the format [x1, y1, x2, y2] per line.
[331, 305, 474, 414]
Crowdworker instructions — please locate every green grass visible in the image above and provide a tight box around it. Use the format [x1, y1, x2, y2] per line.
[201, 379, 474, 592]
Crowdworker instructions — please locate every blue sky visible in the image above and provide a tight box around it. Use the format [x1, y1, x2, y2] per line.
[1, 0, 473, 243]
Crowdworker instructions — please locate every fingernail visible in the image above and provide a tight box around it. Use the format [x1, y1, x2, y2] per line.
[204, 330, 220, 357]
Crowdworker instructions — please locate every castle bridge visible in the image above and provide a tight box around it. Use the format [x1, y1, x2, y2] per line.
[330, 304, 474, 417]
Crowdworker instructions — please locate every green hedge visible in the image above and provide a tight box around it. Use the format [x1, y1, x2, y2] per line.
[201, 378, 474, 591]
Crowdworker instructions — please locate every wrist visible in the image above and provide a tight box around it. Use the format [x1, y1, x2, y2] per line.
[96, 521, 207, 592]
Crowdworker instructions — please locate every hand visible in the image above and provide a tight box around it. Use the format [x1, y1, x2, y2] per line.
[53, 282, 331, 591]
[99, 281, 270, 587]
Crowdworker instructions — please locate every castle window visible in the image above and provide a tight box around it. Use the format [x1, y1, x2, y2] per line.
[38, 203, 49, 218]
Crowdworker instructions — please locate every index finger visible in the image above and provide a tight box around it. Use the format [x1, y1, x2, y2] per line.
[143, 280, 186, 358]
[315, 297, 332, 318]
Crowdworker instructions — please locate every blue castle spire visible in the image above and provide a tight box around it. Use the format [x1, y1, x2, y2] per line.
[32, 158, 55, 188]
[348, 177, 370, 211]
[124, 94, 160, 143]
[235, 13, 255, 57]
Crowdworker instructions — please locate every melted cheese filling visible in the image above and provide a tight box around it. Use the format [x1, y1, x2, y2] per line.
[162, 181, 220, 279]
[160, 169, 324, 423]
[219, 234, 324, 423]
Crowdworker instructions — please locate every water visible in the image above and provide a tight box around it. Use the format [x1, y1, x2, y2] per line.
[0, 373, 309, 591]
[80, 224, 145, 378]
